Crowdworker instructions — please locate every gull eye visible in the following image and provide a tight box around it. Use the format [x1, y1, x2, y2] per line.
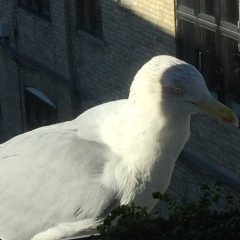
[163, 86, 184, 95]
[174, 88, 182, 94]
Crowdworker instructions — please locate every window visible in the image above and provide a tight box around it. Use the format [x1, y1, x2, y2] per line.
[25, 88, 57, 130]
[176, 0, 240, 117]
[200, 0, 215, 16]
[77, 0, 103, 38]
[221, 0, 239, 25]
[18, 0, 51, 21]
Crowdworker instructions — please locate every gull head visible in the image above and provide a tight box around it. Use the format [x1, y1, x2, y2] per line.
[129, 55, 239, 127]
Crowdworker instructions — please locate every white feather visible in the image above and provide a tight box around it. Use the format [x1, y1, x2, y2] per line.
[0, 55, 214, 240]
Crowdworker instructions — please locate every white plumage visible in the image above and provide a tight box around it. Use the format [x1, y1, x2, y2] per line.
[0, 55, 238, 240]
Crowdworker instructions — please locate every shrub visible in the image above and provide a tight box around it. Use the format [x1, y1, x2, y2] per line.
[97, 183, 240, 240]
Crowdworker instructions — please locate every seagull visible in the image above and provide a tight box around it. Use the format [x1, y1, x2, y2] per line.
[0, 55, 238, 240]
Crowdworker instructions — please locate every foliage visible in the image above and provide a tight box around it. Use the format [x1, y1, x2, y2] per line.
[97, 183, 240, 240]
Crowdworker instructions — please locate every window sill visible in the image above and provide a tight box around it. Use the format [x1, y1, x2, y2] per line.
[220, 21, 239, 34]
[198, 13, 215, 25]
[178, 6, 194, 16]
[76, 29, 106, 49]
[115, 0, 132, 10]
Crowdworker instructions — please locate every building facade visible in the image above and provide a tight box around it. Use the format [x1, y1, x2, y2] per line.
[0, 0, 240, 200]
[0, 0, 177, 141]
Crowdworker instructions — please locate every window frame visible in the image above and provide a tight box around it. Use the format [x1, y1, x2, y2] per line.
[76, 0, 103, 39]
[176, 0, 240, 114]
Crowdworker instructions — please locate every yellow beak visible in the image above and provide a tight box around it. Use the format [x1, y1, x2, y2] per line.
[198, 98, 239, 128]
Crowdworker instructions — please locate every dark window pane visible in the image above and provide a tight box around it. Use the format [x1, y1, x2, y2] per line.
[200, 28, 220, 98]
[222, 0, 239, 24]
[77, 0, 87, 27]
[25, 90, 57, 131]
[31, 0, 39, 11]
[18, 0, 28, 6]
[90, 0, 102, 34]
[179, 0, 194, 9]
[42, 0, 50, 16]
[77, 0, 102, 38]
[223, 37, 240, 105]
[178, 19, 196, 66]
[18, 0, 50, 19]
[200, 0, 215, 16]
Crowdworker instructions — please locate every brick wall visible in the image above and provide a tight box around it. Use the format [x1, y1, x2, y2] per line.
[0, 46, 23, 141]
[0, 0, 74, 142]
[16, 1, 70, 78]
